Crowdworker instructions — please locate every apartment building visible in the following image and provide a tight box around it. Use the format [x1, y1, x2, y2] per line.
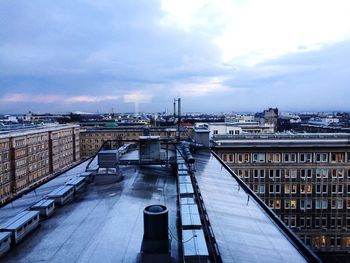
[0, 125, 80, 204]
[0, 137, 11, 203]
[212, 133, 350, 253]
[80, 127, 189, 158]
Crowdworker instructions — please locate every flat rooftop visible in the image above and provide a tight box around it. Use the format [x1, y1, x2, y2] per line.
[0, 124, 79, 138]
[0, 151, 178, 263]
[213, 133, 350, 148]
[0, 148, 318, 262]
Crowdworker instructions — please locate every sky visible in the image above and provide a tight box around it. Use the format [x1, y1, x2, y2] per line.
[1, 0, 350, 114]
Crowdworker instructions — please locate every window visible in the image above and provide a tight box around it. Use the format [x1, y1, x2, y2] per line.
[300, 153, 313, 163]
[291, 184, 297, 193]
[332, 184, 337, 193]
[339, 184, 343, 193]
[322, 216, 327, 227]
[316, 153, 328, 163]
[259, 184, 265, 194]
[332, 199, 336, 209]
[213, 130, 218, 135]
[284, 153, 296, 163]
[316, 199, 322, 209]
[321, 200, 327, 210]
[237, 153, 249, 163]
[275, 199, 281, 209]
[316, 184, 321, 193]
[305, 199, 312, 209]
[275, 184, 280, 193]
[291, 199, 297, 209]
[275, 170, 280, 178]
[306, 217, 311, 227]
[285, 184, 290, 194]
[260, 170, 265, 178]
[331, 152, 345, 163]
[285, 199, 290, 209]
[337, 199, 343, 209]
[306, 184, 312, 193]
[290, 169, 297, 178]
[290, 215, 296, 227]
[228, 154, 234, 163]
[315, 217, 320, 228]
[267, 153, 281, 163]
[322, 184, 328, 194]
[252, 153, 265, 163]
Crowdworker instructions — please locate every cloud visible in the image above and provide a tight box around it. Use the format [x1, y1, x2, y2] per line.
[0, 0, 349, 113]
[0, 93, 119, 104]
[161, 0, 350, 65]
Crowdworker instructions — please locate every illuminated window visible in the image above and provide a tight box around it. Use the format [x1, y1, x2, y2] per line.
[291, 199, 297, 209]
[285, 184, 290, 194]
[306, 184, 312, 193]
[275, 199, 281, 209]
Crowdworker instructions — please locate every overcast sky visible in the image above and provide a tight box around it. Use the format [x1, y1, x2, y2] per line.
[1, 0, 350, 114]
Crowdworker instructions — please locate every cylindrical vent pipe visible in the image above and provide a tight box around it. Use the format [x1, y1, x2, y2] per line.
[143, 205, 169, 241]
[181, 143, 195, 164]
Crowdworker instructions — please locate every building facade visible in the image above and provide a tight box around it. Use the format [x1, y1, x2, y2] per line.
[0, 125, 80, 204]
[80, 127, 189, 158]
[213, 133, 350, 253]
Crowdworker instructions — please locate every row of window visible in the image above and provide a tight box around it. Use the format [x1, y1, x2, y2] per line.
[252, 183, 350, 194]
[285, 215, 348, 229]
[266, 198, 348, 210]
[237, 168, 348, 179]
[222, 152, 350, 163]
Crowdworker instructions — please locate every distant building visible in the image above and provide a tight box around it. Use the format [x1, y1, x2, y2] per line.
[0, 125, 80, 204]
[195, 121, 274, 139]
[80, 127, 189, 158]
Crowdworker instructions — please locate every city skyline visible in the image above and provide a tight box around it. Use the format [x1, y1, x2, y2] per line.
[1, 0, 350, 113]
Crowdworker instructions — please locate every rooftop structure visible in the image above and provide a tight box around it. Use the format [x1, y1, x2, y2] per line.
[0, 140, 319, 262]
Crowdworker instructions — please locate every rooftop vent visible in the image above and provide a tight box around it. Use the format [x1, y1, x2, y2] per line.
[141, 205, 170, 263]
